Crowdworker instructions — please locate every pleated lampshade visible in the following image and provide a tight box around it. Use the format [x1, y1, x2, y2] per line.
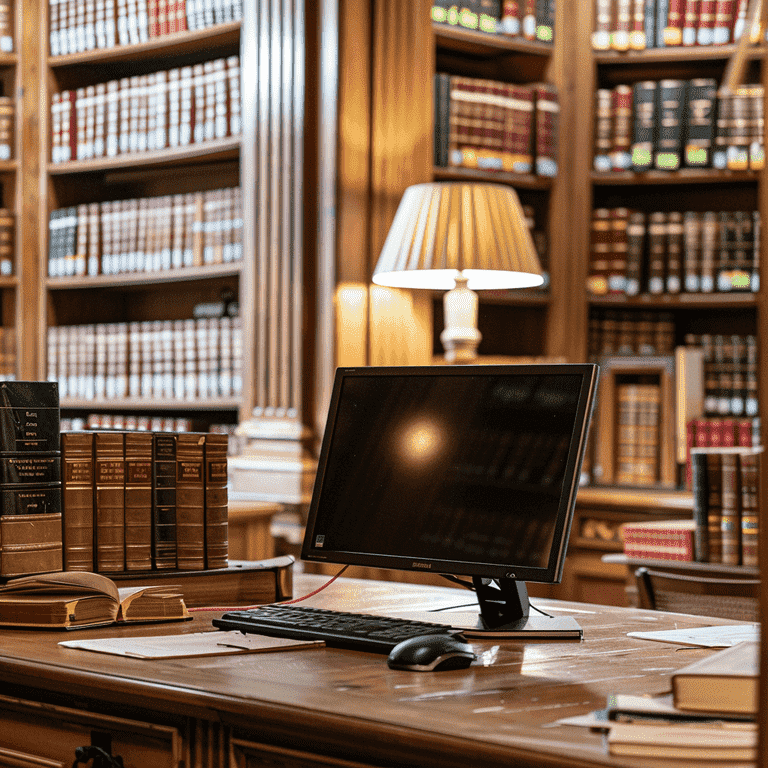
[372, 182, 544, 290]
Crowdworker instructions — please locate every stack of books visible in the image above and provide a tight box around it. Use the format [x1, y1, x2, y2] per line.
[588, 309, 676, 359]
[49, 0, 244, 56]
[50, 56, 241, 163]
[587, 208, 760, 297]
[434, 74, 559, 177]
[594, 79, 763, 173]
[593, 0, 760, 50]
[48, 187, 242, 278]
[47, 315, 242, 402]
[431, 1, 555, 43]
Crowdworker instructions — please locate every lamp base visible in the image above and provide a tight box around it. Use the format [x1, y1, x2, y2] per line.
[440, 276, 481, 363]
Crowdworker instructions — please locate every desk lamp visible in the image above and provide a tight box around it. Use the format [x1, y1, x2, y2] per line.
[372, 182, 544, 362]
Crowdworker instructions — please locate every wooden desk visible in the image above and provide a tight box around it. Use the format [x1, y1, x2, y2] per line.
[0, 575, 753, 768]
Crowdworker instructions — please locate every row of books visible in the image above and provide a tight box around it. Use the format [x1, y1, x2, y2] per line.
[51, 55, 241, 163]
[50, 0, 242, 56]
[48, 187, 242, 278]
[0, 206, 12, 276]
[686, 333, 759, 419]
[587, 208, 760, 297]
[615, 381, 661, 486]
[434, 74, 559, 176]
[594, 80, 763, 173]
[593, 0, 757, 50]
[588, 309, 676, 359]
[691, 447, 761, 566]
[47, 316, 242, 402]
[60, 430, 229, 574]
[431, 1, 555, 42]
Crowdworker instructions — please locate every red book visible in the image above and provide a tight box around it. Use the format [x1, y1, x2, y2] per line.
[697, 0, 717, 43]
[681, 0, 699, 45]
[664, 0, 685, 44]
[713, 0, 735, 42]
[621, 519, 696, 562]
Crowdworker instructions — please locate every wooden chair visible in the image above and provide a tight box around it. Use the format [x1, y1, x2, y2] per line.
[634, 567, 761, 622]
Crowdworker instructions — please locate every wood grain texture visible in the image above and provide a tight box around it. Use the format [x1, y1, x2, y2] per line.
[0, 574, 756, 768]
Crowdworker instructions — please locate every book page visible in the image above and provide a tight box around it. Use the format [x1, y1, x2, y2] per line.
[59, 630, 324, 658]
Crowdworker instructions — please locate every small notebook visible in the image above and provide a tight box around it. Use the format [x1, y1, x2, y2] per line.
[59, 630, 324, 659]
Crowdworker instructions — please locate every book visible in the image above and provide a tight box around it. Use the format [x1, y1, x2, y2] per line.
[152, 431, 177, 569]
[203, 431, 228, 569]
[61, 431, 95, 571]
[124, 431, 153, 570]
[108, 556, 294, 607]
[0, 381, 63, 577]
[672, 640, 759, 714]
[654, 79, 685, 170]
[94, 431, 125, 572]
[0, 570, 190, 629]
[176, 432, 206, 570]
[607, 721, 756, 760]
[621, 518, 696, 560]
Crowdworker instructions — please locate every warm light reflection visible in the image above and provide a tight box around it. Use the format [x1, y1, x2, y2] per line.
[399, 419, 445, 464]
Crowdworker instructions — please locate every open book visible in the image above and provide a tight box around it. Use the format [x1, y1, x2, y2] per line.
[0, 571, 191, 629]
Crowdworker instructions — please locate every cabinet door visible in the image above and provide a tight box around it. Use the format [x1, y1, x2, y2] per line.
[0, 694, 181, 768]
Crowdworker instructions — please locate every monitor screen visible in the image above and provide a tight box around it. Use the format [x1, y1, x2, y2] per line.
[302, 364, 598, 584]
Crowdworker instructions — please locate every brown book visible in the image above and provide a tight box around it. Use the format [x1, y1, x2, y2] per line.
[176, 433, 206, 570]
[665, 211, 684, 294]
[704, 450, 723, 562]
[719, 451, 741, 564]
[682, 211, 702, 292]
[0, 570, 190, 629]
[646, 212, 667, 294]
[587, 208, 611, 295]
[610, 84, 632, 172]
[739, 450, 760, 567]
[204, 432, 228, 569]
[124, 432, 153, 571]
[593, 88, 613, 172]
[61, 431, 94, 572]
[95, 431, 125, 573]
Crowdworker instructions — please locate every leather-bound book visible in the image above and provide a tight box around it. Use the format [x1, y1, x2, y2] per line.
[713, 0, 735, 43]
[739, 450, 760, 567]
[61, 431, 94, 571]
[654, 79, 685, 171]
[663, 0, 685, 44]
[629, 0, 648, 49]
[124, 431, 152, 571]
[665, 211, 684, 293]
[646, 211, 668, 294]
[705, 450, 723, 562]
[684, 78, 717, 167]
[624, 210, 646, 296]
[690, 450, 709, 561]
[611, 0, 632, 49]
[176, 432, 206, 570]
[0, 381, 62, 577]
[204, 432, 228, 569]
[631, 81, 656, 171]
[610, 85, 633, 171]
[719, 451, 741, 565]
[152, 432, 177, 569]
[95, 431, 125, 573]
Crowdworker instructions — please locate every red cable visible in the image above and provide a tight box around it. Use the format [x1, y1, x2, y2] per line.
[188, 565, 350, 613]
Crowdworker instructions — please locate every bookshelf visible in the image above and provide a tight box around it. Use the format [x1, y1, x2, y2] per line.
[32, 0, 313, 442]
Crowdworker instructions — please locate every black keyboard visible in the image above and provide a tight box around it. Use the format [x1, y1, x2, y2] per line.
[212, 604, 462, 654]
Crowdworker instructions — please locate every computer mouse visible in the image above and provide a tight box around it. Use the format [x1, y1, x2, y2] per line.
[387, 633, 476, 672]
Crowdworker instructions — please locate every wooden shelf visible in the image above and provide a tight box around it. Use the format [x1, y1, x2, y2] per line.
[0, 53, 17, 67]
[0, 276, 18, 289]
[592, 169, 759, 185]
[47, 137, 241, 175]
[433, 23, 553, 58]
[48, 22, 241, 67]
[576, 485, 694, 512]
[433, 165, 553, 190]
[594, 43, 765, 66]
[47, 263, 242, 290]
[603, 552, 759, 578]
[0, 160, 18, 173]
[588, 292, 759, 309]
[61, 397, 241, 411]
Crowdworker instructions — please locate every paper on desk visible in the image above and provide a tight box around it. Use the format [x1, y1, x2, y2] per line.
[626, 624, 759, 648]
[59, 631, 324, 658]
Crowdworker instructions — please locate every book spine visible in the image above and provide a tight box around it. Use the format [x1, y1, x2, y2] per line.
[705, 451, 723, 561]
[610, 84, 633, 171]
[740, 451, 759, 567]
[61, 431, 94, 572]
[124, 431, 152, 571]
[176, 432, 206, 570]
[713, 0, 734, 42]
[683, 78, 717, 168]
[612, 0, 632, 49]
[665, 211, 684, 293]
[593, 88, 613, 172]
[690, 451, 709, 560]
[203, 432, 228, 568]
[94, 431, 125, 572]
[655, 79, 685, 170]
[719, 451, 741, 564]
[152, 432, 177, 568]
[631, 81, 656, 171]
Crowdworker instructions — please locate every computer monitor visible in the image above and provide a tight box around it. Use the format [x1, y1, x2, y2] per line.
[302, 364, 598, 636]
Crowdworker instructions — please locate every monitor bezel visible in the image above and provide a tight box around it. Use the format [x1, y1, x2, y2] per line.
[301, 364, 599, 584]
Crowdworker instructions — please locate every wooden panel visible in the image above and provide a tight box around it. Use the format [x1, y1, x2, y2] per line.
[0, 694, 181, 768]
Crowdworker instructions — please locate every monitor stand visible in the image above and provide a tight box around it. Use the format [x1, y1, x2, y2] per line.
[465, 577, 583, 639]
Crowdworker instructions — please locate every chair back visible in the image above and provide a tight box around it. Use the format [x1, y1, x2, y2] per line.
[634, 567, 760, 622]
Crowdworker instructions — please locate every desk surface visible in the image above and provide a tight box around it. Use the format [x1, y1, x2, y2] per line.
[0, 574, 752, 768]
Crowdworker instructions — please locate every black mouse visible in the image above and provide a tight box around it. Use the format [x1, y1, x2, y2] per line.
[387, 633, 476, 672]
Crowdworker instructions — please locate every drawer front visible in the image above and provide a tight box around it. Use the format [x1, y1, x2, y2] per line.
[0, 694, 181, 768]
[232, 738, 380, 768]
